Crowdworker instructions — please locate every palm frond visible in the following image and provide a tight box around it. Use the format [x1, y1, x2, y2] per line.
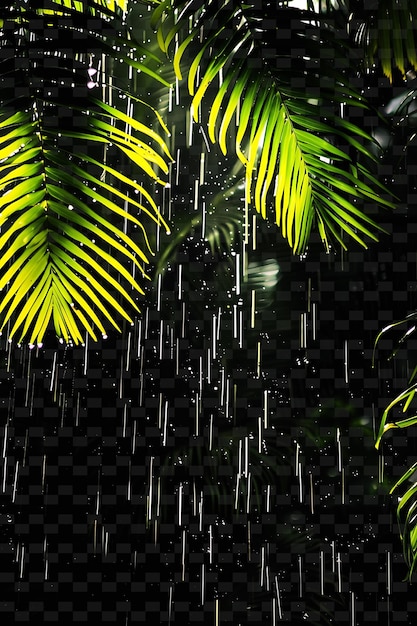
[350, 0, 417, 82]
[0, 2, 173, 346]
[373, 310, 417, 580]
[153, 0, 395, 254]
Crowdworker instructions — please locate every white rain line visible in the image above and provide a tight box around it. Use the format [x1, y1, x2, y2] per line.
[157, 274, 162, 312]
[258, 417, 262, 454]
[312, 302, 317, 340]
[132, 420, 137, 454]
[96, 475, 101, 514]
[175, 148, 180, 186]
[217, 307, 222, 340]
[159, 319, 164, 360]
[220, 367, 225, 406]
[194, 179, 199, 214]
[207, 348, 211, 384]
[178, 482, 183, 526]
[162, 400, 168, 446]
[175, 76, 180, 106]
[195, 392, 199, 436]
[234, 473, 241, 511]
[337, 552, 342, 592]
[168, 86, 173, 113]
[127, 461, 131, 501]
[188, 110, 193, 146]
[41, 454, 46, 493]
[295, 442, 301, 476]
[157, 477, 161, 519]
[199, 490, 203, 532]
[274, 576, 283, 619]
[50, 351, 57, 392]
[2, 456, 7, 493]
[170, 326, 174, 360]
[260, 545, 265, 587]
[12, 459, 19, 503]
[246, 472, 251, 513]
[19, 543, 25, 579]
[350, 591, 355, 626]
[300, 312, 307, 349]
[93, 519, 98, 553]
[22, 429, 28, 468]
[176, 338, 180, 376]
[199, 152, 205, 185]
[202, 200, 206, 238]
[123, 403, 128, 437]
[137, 319, 142, 358]
[257, 341, 261, 378]
[2, 422, 8, 458]
[344, 339, 349, 384]
[83, 336, 88, 376]
[199, 125, 211, 152]
[212, 314, 217, 359]
[168, 584, 174, 626]
[233, 305, 238, 339]
[264, 389, 268, 428]
[75, 391, 80, 427]
[201, 562, 205, 605]
[320, 550, 324, 595]
[336, 427, 342, 472]
[266, 484, 271, 513]
[192, 480, 197, 517]
[309, 472, 314, 514]
[147, 456, 154, 523]
[251, 290, 256, 328]
[387, 550, 392, 595]
[379, 448, 384, 484]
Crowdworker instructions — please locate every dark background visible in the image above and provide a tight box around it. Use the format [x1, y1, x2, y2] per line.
[2, 8, 417, 624]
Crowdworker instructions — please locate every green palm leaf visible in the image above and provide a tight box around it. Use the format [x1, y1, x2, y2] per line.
[374, 310, 417, 580]
[153, 0, 395, 254]
[0, 1, 173, 346]
[350, 0, 417, 82]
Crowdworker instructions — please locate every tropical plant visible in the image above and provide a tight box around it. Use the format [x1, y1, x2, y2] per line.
[373, 313, 417, 581]
[0, 0, 171, 347]
[0, 0, 408, 348]
[151, 0, 396, 255]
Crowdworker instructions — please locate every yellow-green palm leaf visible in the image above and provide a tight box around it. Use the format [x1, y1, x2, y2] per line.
[350, 0, 417, 82]
[154, 0, 395, 254]
[0, 0, 173, 346]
